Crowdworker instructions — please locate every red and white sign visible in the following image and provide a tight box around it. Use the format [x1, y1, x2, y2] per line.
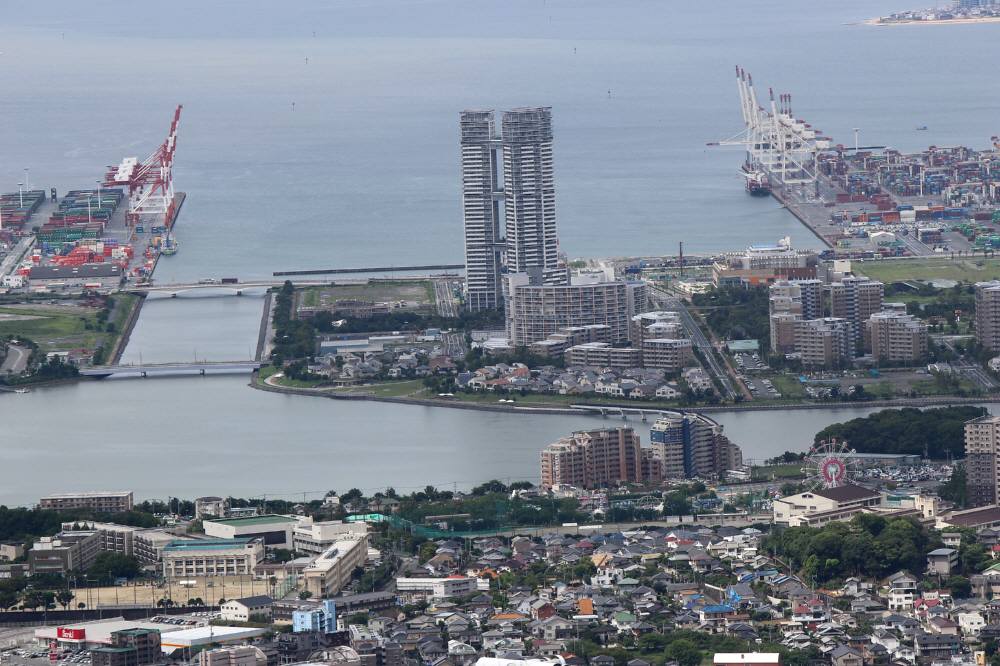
[56, 627, 86, 640]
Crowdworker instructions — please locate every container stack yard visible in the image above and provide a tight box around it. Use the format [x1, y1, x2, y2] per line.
[725, 68, 1000, 260]
[0, 106, 184, 293]
[0, 189, 47, 236]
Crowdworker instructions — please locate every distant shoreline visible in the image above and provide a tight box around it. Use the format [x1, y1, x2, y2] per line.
[866, 16, 1000, 27]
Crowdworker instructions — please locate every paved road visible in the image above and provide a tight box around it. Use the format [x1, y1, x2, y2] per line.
[442, 331, 466, 359]
[433, 279, 459, 318]
[649, 287, 737, 400]
[933, 335, 999, 391]
[0, 344, 30, 375]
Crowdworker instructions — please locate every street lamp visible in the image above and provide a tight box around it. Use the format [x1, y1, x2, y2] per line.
[23, 167, 30, 192]
[853, 128, 860, 152]
[87, 196, 92, 225]
[16, 182, 23, 208]
[96, 180, 102, 210]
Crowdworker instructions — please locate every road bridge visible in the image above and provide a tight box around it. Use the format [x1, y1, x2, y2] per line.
[80, 360, 262, 378]
[125, 280, 328, 297]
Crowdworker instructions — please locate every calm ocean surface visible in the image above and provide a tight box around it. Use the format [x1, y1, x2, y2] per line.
[2, 0, 998, 504]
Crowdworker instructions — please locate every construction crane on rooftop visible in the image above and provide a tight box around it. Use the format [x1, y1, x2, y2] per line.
[104, 105, 182, 230]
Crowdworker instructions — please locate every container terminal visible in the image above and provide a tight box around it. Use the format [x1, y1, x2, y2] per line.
[0, 105, 184, 294]
[720, 67, 1000, 261]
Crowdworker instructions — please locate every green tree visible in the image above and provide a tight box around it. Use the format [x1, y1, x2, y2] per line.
[419, 542, 438, 563]
[947, 575, 972, 599]
[88, 553, 141, 582]
[55, 589, 74, 609]
[664, 638, 702, 666]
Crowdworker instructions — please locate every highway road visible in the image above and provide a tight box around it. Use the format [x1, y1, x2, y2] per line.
[441, 331, 467, 359]
[649, 286, 737, 400]
[433, 279, 460, 318]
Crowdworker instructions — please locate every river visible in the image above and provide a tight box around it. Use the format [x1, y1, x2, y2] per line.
[3, 0, 1000, 505]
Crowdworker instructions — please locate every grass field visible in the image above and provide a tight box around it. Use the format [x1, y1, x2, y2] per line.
[0, 304, 102, 352]
[768, 374, 806, 399]
[751, 463, 804, 481]
[300, 280, 435, 309]
[331, 379, 427, 397]
[0, 295, 138, 357]
[854, 256, 1000, 283]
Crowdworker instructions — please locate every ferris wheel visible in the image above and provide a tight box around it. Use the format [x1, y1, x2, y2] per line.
[803, 438, 859, 489]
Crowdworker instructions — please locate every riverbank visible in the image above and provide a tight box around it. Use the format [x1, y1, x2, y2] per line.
[249, 370, 1000, 415]
[107, 293, 146, 365]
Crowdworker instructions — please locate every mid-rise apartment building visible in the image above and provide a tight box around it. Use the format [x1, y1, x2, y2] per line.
[529, 324, 611, 358]
[564, 343, 641, 370]
[540, 427, 643, 488]
[828, 276, 884, 352]
[866, 310, 928, 363]
[161, 538, 264, 578]
[505, 276, 647, 346]
[769, 312, 801, 354]
[630, 311, 685, 345]
[649, 411, 742, 480]
[793, 317, 852, 367]
[640, 338, 694, 372]
[975, 280, 1000, 352]
[769, 279, 823, 320]
[39, 491, 133, 513]
[965, 415, 1000, 507]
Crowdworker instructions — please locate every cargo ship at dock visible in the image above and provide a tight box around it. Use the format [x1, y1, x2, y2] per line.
[742, 163, 771, 196]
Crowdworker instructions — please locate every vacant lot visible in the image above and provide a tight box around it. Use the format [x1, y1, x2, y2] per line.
[0, 304, 102, 352]
[855, 256, 1000, 283]
[0, 295, 137, 356]
[300, 280, 435, 309]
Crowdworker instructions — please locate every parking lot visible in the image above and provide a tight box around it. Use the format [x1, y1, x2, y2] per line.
[1, 647, 90, 666]
[733, 353, 782, 399]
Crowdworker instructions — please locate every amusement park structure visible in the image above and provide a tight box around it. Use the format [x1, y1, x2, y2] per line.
[803, 438, 859, 489]
[718, 66, 831, 192]
[104, 105, 183, 230]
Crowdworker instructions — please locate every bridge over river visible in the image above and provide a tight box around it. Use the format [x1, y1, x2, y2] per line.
[80, 360, 262, 378]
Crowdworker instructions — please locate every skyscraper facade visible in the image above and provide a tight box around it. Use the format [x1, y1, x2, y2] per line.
[460, 110, 503, 311]
[460, 106, 566, 311]
[501, 107, 565, 287]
